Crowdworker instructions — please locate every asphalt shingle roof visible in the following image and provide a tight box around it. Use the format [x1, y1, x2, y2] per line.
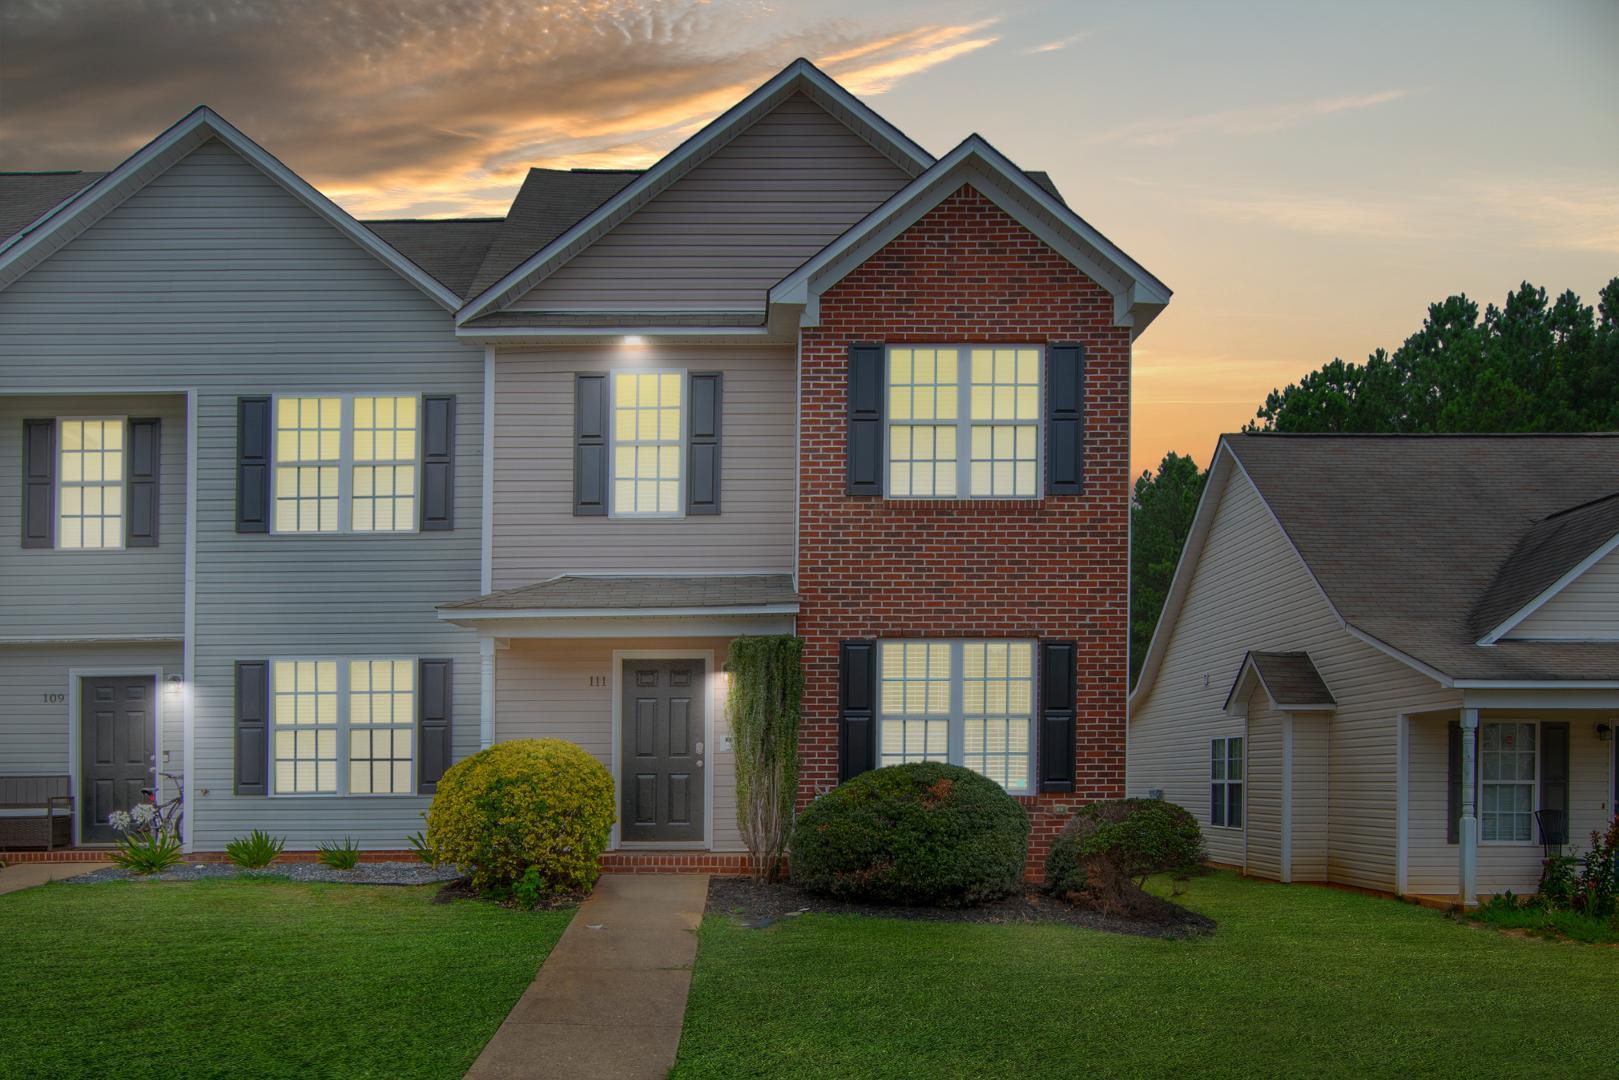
[441, 574, 798, 613]
[463, 168, 641, 298]
[363, 218, 504, 298]
[1247, 651, 1337, 706]
[1225, 433, 1619, 682]
[0, 171, 105, 241]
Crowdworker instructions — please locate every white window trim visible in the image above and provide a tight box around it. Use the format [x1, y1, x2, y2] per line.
[1209, 735, 1244, 830]
[54, 415, 128, 552]
[1478, 717, 1540, 847]
[606, 368, 687, 520]
[268, 392, 423, 536]
[882, 345, 1045, 501]
[875, 638, 1036, 794]
[268, 656, 419, 798]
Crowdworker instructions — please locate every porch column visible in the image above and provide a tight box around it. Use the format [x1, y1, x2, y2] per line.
[1458, 707, 1479, 908]
[479, 635, 496, 750]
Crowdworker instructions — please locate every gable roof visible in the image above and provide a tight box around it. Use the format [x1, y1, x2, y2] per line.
[1472, 492, 1619, 643]
[1223, 651, 1337, 713]
[0, 171, 105, 242]
[772, 134, 1171, 337]
[457, 58, 934, 323]
[464, 168, 640, 298]
[1136, 434, 1619, 701]
[0, 107, 461, 309]
[364, 218, 504, 297]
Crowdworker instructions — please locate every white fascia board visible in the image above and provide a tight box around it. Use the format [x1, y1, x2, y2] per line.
[438, 603, 800, 622]
[456, 324, 777, 342]
[456, 58, 936, 324]
[1478, 530, 1619, 645]
[1129, 441, 1236, 710]
[774, 134, 1171, 337]
[1460, 687, 1619, 710]
[0, 107, 461, 310]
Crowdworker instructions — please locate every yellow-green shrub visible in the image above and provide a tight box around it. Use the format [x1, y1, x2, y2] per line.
[426, 739, 615, 896]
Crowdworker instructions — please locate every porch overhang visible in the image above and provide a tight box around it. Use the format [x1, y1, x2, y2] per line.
[1222, 650, 1338, 716]
[437, 573, 799, 638]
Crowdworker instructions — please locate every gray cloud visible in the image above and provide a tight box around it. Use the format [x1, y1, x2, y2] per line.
[0, 0, 998, 215]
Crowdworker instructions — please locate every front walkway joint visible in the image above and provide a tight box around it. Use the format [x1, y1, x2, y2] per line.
[467, 873, 709, 1080]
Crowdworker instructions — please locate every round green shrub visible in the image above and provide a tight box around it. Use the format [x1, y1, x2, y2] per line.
[791, 763, 1029, 906]
[426, 739, 616, 897]
[1045, 798, 1204, 914]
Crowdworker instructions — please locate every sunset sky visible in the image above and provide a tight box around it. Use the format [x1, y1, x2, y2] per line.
[2, 0, 1614, 478]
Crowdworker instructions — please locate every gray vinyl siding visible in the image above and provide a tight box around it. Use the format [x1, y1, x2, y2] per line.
[494, 636, 742, 851]
[0, 138, 482, 850]
[492, 344, 793, 587]
[1407, 709, 1614, 897]
[1127, 468, 1458, 892]
[0, 394, 185, 640]
[1292, 717, 1330, 881]
[1245, 695, 1282, 880]
[514, 93, 911, 312]
[0, 642, 183, 802]
[1510, 545, 1619, 640]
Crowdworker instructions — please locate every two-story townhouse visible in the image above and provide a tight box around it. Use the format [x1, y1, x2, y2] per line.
[1, 60, 1168, 874]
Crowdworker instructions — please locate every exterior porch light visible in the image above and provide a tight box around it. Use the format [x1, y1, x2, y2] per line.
[164, 674, 184, 699]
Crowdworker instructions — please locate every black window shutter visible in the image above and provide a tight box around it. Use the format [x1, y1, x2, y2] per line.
[687, 372, 722, 515]
[1541, 722, 1570, 845]
[236, 396, 271, 533]
[418, 659, 452, 794]
[127, 418, 160, 548]
[838, 640, 877, 781]
[847, 344, 883, 496]
[22, 419, 55, 548]
[234, 661, 269, 796]
[574, 374, 608, 516]
[1046, 343, 1085, 495]
[1039, 640, 1077, 792]
[420, 395, 456, 531]
[1446, 721, 1461, 845]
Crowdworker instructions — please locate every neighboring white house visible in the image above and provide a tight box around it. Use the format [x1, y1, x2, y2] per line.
[1129, 433, 1619, 905]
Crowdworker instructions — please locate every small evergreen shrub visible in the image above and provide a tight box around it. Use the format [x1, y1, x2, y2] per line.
[226, 830, 285, 869]
[317, 838, 361, 870]
[791, 763, 1029, 906]
[426, 739, 616, 897]
[110, 829, 184, 875]
[1046, 798, 1204, 915]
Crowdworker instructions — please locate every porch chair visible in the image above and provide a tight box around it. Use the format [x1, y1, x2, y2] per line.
[1534, 808, 1566, 859]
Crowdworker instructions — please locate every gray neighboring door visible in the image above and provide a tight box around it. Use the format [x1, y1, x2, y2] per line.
[620, 659, 705, 844]
[81, 676, 156, 844]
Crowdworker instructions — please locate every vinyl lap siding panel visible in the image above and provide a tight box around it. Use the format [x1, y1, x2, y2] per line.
[516, 94, 911, 311]
[0, 394, 185, 640]
[1291, 717, 1330, 881]
[0, 139, 483, 850]
[1510, 546, 1619, 640]
[494, 636, 743, 851]
[492, 344, 793, 586]
[1127, 470, 1457, 891]
[1245, 696, 1283, 881]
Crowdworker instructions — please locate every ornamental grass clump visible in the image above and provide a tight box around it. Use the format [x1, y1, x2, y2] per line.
[226, 830, 285, 869]
[792, 762, 1029, 906]
[426, 738, 615, 898]
[1045, 798, 1204, 916]
[726, 635, 803, 883]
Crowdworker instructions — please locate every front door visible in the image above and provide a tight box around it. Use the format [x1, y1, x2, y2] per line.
[620, 659, 705, 844]
[80, 676, 156, 844]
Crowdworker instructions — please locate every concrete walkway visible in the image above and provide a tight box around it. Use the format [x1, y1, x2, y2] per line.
[467, 874, 709, 1080]
[0, 861, 111, 896]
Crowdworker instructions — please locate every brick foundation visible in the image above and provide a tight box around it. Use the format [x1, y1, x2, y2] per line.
[4, 848, 756, 877]
[796, 185, 1132, 878]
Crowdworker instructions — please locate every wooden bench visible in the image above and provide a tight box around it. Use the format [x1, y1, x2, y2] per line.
[0, 776, 74, 850]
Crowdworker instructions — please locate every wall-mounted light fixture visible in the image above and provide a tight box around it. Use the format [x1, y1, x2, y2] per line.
[1597, 722, 1613, 743]
[621, 335, 646, 347]
[164, 674, 184, 698]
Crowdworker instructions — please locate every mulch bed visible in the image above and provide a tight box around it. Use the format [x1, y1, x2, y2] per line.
[706, 877, 1215, 939]
[67, 861, 463, 886]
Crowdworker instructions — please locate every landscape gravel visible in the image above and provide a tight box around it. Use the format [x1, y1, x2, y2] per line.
[65, 861, 464, 886]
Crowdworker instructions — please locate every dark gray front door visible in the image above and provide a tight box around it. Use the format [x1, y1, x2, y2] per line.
[81, 676, 155, 844]
[621, 659, 704, 843]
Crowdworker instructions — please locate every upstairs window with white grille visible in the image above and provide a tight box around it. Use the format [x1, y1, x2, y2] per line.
[272, 394, 420, 534]
[58, 419, 125, 549]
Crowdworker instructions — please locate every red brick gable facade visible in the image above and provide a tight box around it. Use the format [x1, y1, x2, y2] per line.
[795, 184, 1132, 875]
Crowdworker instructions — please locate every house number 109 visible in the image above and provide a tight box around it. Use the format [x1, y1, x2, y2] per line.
[42, 692, 65, 704]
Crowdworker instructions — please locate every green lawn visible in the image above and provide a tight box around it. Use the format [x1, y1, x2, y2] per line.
[0, 879, 571, 1079]
[675, 871, 1619, 1078]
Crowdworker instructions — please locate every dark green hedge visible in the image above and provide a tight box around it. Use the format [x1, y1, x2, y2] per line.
[1046, 798, 1204, 904]
[791, 763, 1029, 906]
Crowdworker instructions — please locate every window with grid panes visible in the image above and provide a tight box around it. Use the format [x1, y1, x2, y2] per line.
[58, 419, 125, 549]
[877, 640, 1035, 792]
[611, 371, 683, 515]
[885, 346, 1042, 499]
[1481, 722, 1536, 842]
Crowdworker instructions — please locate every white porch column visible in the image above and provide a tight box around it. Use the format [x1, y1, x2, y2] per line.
[479, 635, 496, 750]
[1459, 707, 1479, 908]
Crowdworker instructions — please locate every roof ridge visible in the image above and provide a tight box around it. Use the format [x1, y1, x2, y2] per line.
[1540, 488, 1619, 523]
[1228, 431, 1619, 440]
[363, 216, 505, 224]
